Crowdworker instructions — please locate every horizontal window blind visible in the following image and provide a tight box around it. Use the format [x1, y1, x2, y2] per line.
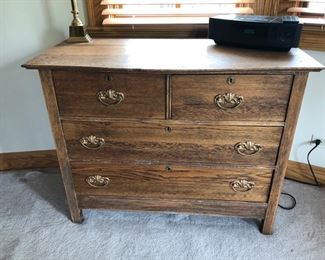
[100, 0, 255, 25]
[287, 0, 325, 25]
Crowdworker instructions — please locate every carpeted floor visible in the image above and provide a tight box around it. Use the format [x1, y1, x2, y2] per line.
[0, 169, 324, 260]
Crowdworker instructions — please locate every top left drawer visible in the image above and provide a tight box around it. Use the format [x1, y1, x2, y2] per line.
[53, 71, 166, 119]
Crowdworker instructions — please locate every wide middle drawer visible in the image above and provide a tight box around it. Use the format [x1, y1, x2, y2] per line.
[62, 120, 283, 166]
[53, 71, 166, 119]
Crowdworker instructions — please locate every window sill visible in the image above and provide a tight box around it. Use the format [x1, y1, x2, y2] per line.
[87, 23, 325, 51]
[87, 24, 209, 38]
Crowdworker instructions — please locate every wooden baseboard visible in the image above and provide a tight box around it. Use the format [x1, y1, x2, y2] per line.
[286, 160, 325, 186]
[0, 150, 58, 171]
[1, 150, 324, 185]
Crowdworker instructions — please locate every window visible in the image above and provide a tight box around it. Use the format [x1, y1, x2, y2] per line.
[86, 0, 255, 38]
[100, 0, 255, 25]
[276, 0, 325, 50]
[287, 0, 325, 25]
[86, 0, 325, 50]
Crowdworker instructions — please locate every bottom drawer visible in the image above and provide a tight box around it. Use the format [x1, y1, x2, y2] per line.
[72, 163, 273, 203]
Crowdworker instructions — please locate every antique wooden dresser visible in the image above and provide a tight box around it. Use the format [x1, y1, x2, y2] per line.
[23, 39, 324, 234]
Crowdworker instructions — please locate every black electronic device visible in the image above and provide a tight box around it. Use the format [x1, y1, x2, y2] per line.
[208, 15, 303, 51]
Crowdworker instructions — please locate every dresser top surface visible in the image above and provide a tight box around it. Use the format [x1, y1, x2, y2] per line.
[23, 38, 324, 73]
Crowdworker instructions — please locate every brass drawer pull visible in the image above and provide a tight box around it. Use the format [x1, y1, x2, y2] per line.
[234, 141, 262, 156]
[214, 93, 243, 110]
[79, 135, 105, 150]
[97, 89, 124, 105]
[230, 179, 255, 192]
[86, 175, 110, 188]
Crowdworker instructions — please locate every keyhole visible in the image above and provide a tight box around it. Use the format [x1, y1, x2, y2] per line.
[165, 126, 172, 132]
[226, 76, 235, 85]
[165, 166, 172, 172]
[106, 74, 113, 81]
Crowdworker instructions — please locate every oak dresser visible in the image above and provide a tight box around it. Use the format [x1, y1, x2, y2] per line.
[23, 39, 324, 234]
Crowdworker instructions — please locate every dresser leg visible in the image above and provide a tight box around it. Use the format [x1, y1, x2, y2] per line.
[260, 219, 273, 235]
[70, 209, 84, 223]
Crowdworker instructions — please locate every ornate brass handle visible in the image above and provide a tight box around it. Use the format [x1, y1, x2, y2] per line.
[234, 141, 262, 156]
[79, 135, 105, 150]
[86, 175, 110, 188]
[230, 179, 255, 192]
[214, 93, 243, 110]
[97, 89, 124, 105]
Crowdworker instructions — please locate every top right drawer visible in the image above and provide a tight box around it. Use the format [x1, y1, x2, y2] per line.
[172, 74, 293, 122]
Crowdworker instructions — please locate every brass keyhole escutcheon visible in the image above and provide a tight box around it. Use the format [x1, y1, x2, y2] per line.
[165, 166, 172, 172]
[226, 76, 236, 85]
[165, 126, 172, 132]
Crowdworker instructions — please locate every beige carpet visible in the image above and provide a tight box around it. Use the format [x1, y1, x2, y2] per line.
[0, 169, 324, 260]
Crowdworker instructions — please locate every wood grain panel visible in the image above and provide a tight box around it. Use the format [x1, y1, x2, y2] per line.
[62, 120, 283, 166]
[60, 117, 285, 127]
[172, 74, 293, 121]
[78, 195, 268, 219]
[22, 39, 325, 73]
[72, 163, 273, 202]
[53, 71, 165, 119]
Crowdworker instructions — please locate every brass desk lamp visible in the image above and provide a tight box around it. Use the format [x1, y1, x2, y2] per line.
[67, 0, 91, 43]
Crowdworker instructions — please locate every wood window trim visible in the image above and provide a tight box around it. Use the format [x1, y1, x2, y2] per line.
[298, 25, 325, 51]
[86, 0, 325, 51]
[86, 24, 209, 38]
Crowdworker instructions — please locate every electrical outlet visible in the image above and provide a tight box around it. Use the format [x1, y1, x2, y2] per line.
[310, 135, 325, 148]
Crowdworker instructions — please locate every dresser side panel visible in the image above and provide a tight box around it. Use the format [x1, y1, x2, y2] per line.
[38, 69, 83, 223]
[262, 72, 309, 234]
